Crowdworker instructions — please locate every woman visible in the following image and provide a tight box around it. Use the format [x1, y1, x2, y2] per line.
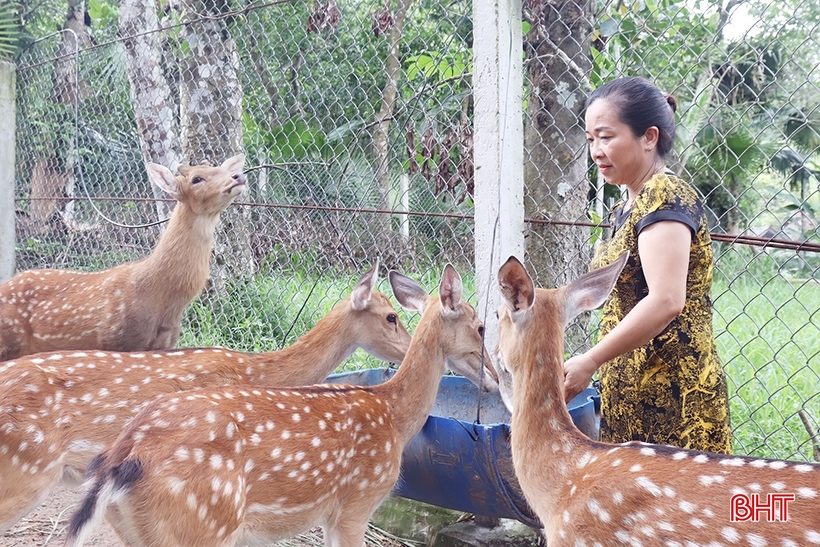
[563, 76, 732, 454]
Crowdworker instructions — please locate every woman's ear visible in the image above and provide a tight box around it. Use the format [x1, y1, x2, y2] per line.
[643, 126, 660, 151]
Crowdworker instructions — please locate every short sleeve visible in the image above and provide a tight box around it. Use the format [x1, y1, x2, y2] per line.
[632, 174, 703, 237]
[635, 210, 698, 235]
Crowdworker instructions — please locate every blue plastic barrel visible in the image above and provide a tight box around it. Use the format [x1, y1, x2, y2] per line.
[325, 368, 599, 528]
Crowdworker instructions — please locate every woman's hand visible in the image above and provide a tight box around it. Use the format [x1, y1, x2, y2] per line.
[563, 353, 599, 402]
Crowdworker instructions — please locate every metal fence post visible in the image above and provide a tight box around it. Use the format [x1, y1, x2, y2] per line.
[473, 0, 525, 353]
[0, 60, 15, 283]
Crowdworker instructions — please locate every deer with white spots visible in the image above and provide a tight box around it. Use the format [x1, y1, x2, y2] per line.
[0, 154, 247, 361]
[0, 263, 446, 534]
[494, 252, 820, 547]
[63, 264, 493, 547]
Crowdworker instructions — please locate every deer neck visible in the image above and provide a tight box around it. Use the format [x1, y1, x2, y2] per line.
[511, 347, 581, 438]
[138, 204, 220, 300]
[253, 303, 358, 386]
[375, 306, 446, 445]
[510, 299, 590, 505]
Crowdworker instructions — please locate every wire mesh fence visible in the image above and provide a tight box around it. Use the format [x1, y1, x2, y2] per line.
[7, 0, 820, 464]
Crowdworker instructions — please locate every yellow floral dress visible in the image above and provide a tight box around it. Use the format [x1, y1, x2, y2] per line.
[590, 172, 732, 453]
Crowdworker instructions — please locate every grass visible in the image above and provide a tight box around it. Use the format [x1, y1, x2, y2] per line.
[177, 257, 820, 462]
[714, 255, 820, 461]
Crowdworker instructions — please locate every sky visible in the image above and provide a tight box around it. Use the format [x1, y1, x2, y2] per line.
[723, 3, 760, 41]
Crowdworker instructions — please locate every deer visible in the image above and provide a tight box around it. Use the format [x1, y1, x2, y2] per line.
[0, 154, 247, 361]
[0, 263, 459, 535]
[494, 251, 820, 546]
[63, 264, 493, 547]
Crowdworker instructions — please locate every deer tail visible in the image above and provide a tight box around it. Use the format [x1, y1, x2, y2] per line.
[64, 456, 143, 547]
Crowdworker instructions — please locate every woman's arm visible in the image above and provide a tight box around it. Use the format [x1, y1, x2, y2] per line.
[563, 220, 692, 401]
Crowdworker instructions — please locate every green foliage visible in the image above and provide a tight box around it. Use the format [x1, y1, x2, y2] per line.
[405, 49, 470, 82]
[86, 0, 117, 29]
[713, 248, 820, 460]
[0, 1, 21, 59]
[15, 0, 71, 49]
[690, 107, 768, 195]
[587, 208, 606, 247]
[592, 0, 820, 236]
[265, 119, 329, 160]
[591, 0, 720, 90]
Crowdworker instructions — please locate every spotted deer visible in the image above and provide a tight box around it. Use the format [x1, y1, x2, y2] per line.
[495, 252, 820, 546]
[64, 264, 492, 547]
[0, 154, 247, 361]
[0, 263, 440, 534]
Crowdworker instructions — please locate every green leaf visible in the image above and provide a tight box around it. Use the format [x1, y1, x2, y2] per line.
[407, 54, 435, 80]
[327, 119, 365, 142]
[0, 0, 20, 58]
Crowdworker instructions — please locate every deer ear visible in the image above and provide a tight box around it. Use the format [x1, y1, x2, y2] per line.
[146, 163, 181, 199]
[565, 251, 628, 322]
[350, 260, 378, 311]
[221, 154, 246, 174]
[389, 270, 428, 314]
[438, 264, 463, 313]
[497, 256, 535, 312]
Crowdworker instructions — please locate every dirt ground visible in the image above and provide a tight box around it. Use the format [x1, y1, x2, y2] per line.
[1, 486, 120, 547]
[1, 486, 419, 547]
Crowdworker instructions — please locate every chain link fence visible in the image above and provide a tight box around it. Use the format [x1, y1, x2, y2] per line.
[7, 0, 820, 463]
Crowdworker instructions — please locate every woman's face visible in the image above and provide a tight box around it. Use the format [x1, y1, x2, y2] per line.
[585, 98, 656, 188]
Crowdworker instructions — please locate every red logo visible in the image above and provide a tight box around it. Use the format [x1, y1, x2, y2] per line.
[730, 493, 795, 522]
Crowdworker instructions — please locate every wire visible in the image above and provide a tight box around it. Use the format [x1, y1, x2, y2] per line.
[254, 163, 357, 349]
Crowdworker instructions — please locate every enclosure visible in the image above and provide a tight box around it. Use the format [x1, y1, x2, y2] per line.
[0, 0, 818, 472]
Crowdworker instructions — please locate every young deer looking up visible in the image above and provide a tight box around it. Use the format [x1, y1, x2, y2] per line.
[0, 264, 423, 535]
[495, 253, 820, 546]
[64, 265, 492, 547]
[0, 154, 247, 361]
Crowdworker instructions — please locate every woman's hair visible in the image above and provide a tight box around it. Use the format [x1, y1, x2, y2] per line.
[587, 76, 678, 158]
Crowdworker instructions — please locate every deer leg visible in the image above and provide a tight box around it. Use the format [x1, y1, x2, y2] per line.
[151, 319, 181, 350]
[323, 519, 370, 547]
[0, 467, 62, 533]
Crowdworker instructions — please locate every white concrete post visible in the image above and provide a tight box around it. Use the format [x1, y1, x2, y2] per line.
[473, 0, 525, 354]
[0, 60, 16, 283]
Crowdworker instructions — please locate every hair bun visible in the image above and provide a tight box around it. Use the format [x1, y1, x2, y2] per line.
[664, 93, 678, 114]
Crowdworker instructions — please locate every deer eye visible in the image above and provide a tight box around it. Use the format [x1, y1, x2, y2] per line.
[478, 325, 485, 336]
[387, 313, 397, 324]
[192, 176, 204, 184]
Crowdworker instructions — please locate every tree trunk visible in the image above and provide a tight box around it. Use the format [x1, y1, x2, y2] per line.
[53, 0, 91, 106]
[725, 174, 742, 235]
[372, 0, 414, 263]
[523, 0, 593, 352]
[179, 0, 254, 291]
[119, 0, 181, 219]
[51, 0, 93, 225]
